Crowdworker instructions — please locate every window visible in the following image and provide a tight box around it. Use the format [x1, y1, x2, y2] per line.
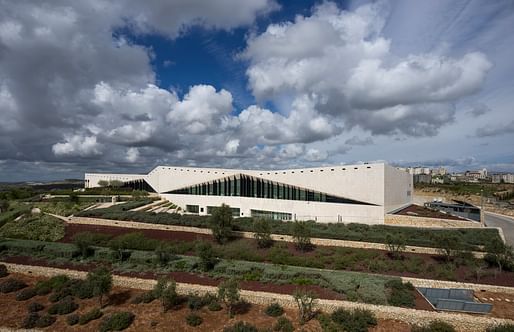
[251, 209, 292, 221]
[186, 205, 199, 213]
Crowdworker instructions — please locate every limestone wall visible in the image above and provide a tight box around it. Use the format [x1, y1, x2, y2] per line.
[3, 263, 513, 332]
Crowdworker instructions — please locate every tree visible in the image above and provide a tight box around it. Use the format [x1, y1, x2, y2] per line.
[154, 243, 176, 267]
[293, 288, 317, 325]
[97, 180, 109, 187]
[109, 180, 124, 188]
[87, 267, 112, 307]
[196, 241, 217, 271]
[218, 277, 240, 318]
[485, 238, 514, 274]
[153, 277, 177, 312]
[253, 218, 273, 248]
[69, 192, 79, 204]
[386, 233, 406, 259]
[108, 236, 131, 262]
[0, 200, 9, 213]
[209, 204, 233, 244]
[292, 221, 312, 251]
[432, 233, 463, 262]
[73, 232, 96, 258]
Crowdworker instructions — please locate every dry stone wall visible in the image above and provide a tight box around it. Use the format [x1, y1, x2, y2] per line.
[3, 263, 513, 332]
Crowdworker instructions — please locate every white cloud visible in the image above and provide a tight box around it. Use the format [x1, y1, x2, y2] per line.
[52, 135, 102, 157]
[125, 147, 139, 163]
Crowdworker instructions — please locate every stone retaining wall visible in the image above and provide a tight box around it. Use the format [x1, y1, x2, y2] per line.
[4, 263, 513, 332]
[385, 214, 482, 228]
[69, 216, 485, 258]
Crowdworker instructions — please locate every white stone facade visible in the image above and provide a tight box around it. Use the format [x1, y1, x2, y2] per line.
[85, 162, 412, 224]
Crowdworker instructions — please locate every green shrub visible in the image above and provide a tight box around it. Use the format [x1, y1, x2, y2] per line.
[36, 274, 70, 293]
[486, 324, 514, 332]
[48, 298, 79, 315]
[412, 320, 456, 332]
[15, 287, 36, 301]
[0, 277, 27, 293]
[210, 204, 233, 244]
[188, 294, 207, 311]
[273, 317, 294, 332]
[223, 321, 258, 332]
[21, 313, 39, 329]
[292, 221, 312, 251]
[330, 308, 377, 332]
[253, 218, 273, 248]
[208, 301, 222, 311]
[67, 313, 80, 326]
[265, 302, 284, 317]
[185, 313, 203, 327]
[35, 314, 56, 328]
[0, 264, 8, 277]
[385, 279, 416, 307]
[131, 291, 155, 304]
[27, 302, 44, 312]
[48, 288, 73, 302]
[218, 277, 241, 318]
[79, 307, 103, 325]
[293, 288, 317, 325]
[99, 311, 135, 332]
[196, 241, 218, 271]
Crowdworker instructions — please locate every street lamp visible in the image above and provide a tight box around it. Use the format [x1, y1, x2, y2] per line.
[480, 188, 485, 227]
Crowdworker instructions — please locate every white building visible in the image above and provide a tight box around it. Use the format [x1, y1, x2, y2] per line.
[85, 162, 412, 225]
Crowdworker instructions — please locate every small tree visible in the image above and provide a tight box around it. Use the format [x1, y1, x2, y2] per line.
[108, 236, 131, 262]
[97, 180, 109, 187]
[293, 288, 317, 325]
[218, 277, 240, 318]
[292, 221, 312, 251]
[253, 218, 273, 248]
[73, 232, 96, 258]
[87, 267, 112, 307]
[386, 233, 406, 259]
[69, 192, 79, 204]
[209, 204, 233, 244]
[109, 180, 124, 188]
[433, 233, 462, 262]
[154, 243, 176, 267]
[0, 200, 9, 213]
[485, 239, 514, 274]
[153, 277, 177, 312]
[196, 241, 217, 271]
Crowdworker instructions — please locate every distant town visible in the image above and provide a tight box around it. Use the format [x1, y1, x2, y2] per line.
[398, 166, 514, 185]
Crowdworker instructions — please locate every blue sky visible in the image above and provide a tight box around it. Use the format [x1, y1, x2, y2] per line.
[0, 0, 513, 181]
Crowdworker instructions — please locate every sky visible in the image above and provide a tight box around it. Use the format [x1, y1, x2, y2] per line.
[0, 0, 514, 181]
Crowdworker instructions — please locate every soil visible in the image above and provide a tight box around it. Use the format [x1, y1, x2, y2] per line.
[394, 204, 467, 221]
[0, 272, 413, 332]
[474, 290, 514, 320]
[58, 222, 514, 288]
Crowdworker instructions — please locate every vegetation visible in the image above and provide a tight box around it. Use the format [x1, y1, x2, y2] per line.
[48, 297, 79, 315]
[292, 221, 312, 251]
[218, 277, 241, 318]
[412, 320, 456, 332]
[210, 204, 234, 244]
[87, 267, 113, 307]
[185, 313, 203, 327]
[328, 308, 377, 332]
[0, 277, 27, 293]
[35, 314, 56, 328]
[223, 321, 258, 332]
[386, 233, 406, 259]
[486, 324, 514, 332]
[154, 277, 178, 312]
[15, 287, 37, 301]
[0, 264, 7, 277]
[273, 317, 294, 332]
[79, 307, 103, 325]
[67, 314, 80, 326]
[77, 206, 501, 250]
[99, 311, 135, 332]
[293, 288, 317, 325]
[265, 302, 284, 317]
[27, 302, 44, 312]
[385, 280, 416, 308]
[253, 218, 273, 248]
[196, 241, 218, 271]
[432, 233, 464, 261]
[485, 238, 514, 273]
[0, 214, 65, 241]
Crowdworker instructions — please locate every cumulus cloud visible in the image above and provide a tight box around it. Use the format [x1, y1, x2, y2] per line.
[52, 135, 102, 157]
[125, 147, 140, 163]
[242, 1, 491, 136]
[466, 103, 491, 117]
[475, 120, 514, 137]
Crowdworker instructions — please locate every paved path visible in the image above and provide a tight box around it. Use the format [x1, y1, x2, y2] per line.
[485, 212, 514, 246]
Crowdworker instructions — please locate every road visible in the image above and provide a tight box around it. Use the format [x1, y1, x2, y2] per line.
[484, 212, 514, 246]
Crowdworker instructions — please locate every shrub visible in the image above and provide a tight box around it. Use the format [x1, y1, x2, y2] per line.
[154, 243, 177, 266]
[87, 267, 113, 307]
[223, 321, 258, 332]
[48, 287, 73, 302]
[188, 294, 207, 311]
[412, 320, 456, 332]
[67, 314, 80, 326]
[292, 221, 312, 251]
[21, 313, 39, 329]
[487, 324, 514, 332]
[27, 302, 44, 312]
[15, 287, 37, 301]
[35, 314, 56, 328]
[385, 279, 416, 307]
[73, 232, 98, 257]
[131, 291, 155, 304]
[186, 313, 203, 327]
[218, 277, 240, 318]
[273, 317, 294, 332]
[210, 204, 233, 244]
[293, 288, 317, 325]
[253, 218, 273, 248]
[485, 239, 514, 273]
[36, 274, 69, 293]
[99, 311, 135, 332]
[331, 308, 377, 332]
[155, 277, 178, 312]
[0, 277, 27, 293]
[72, 279, 95, 299]
[48, 298, 79, 315]
[196, 241, 218, 271]
[0, 264, 8, 278]
[208, 301, 222, 311]
[265, 302, 284, 317]
[386, 233, 406, 259]
[79, 307, 103, 325]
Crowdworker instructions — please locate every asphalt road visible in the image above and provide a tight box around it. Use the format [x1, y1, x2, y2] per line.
[484, 211, 514, 246]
